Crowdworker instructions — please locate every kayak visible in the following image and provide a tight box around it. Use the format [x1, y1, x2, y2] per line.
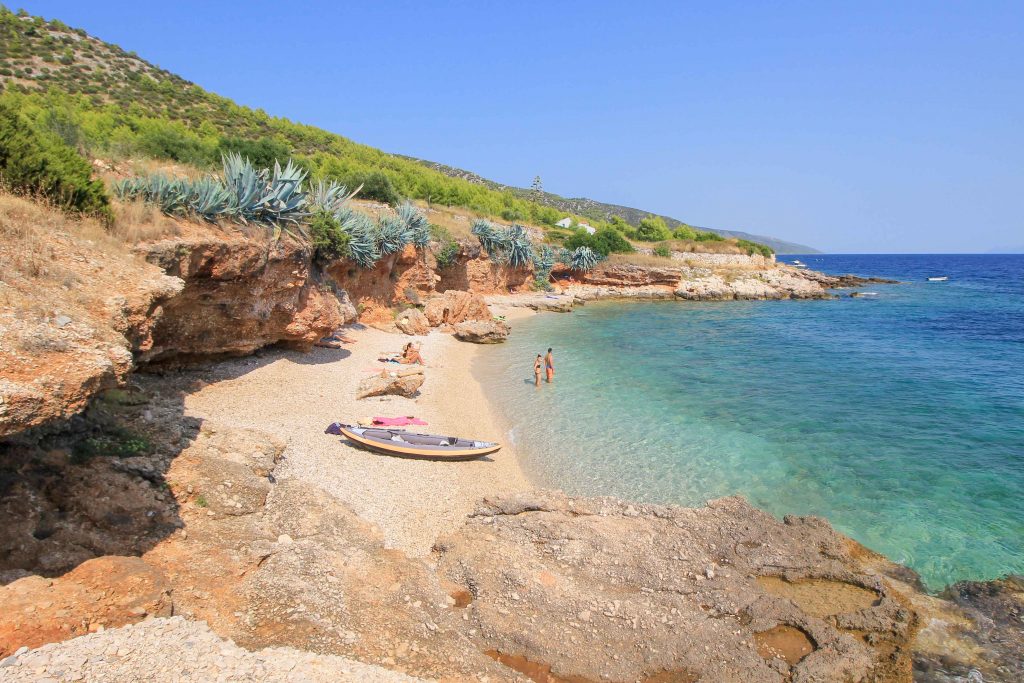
[325, 423, 501, 460]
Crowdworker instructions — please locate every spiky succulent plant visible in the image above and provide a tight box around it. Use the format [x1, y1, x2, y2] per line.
[501, 224, 534, 268]
[188, 176, 235, 220]
[471, 219, 502, 258]
[221, 152, 268, 223]
[569, 245, 601, 272]
[376, 214, 412, 255]
[556, 247, 573, 266]
[532, 244, 556, 289]
[397, 201, 430, 248]
[308, 179, 356, 216]
[338, 209, 380, 268]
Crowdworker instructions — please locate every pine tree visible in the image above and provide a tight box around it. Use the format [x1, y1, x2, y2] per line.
[531, 175, 543, 197]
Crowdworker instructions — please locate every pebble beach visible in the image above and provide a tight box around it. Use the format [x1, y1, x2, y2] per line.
[182, 311, 533, 557]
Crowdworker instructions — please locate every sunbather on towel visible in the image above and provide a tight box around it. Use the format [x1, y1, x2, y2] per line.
[398, 342, 424, 365]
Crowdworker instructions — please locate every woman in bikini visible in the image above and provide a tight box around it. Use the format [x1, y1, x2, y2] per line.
[533, 354, 543, 387]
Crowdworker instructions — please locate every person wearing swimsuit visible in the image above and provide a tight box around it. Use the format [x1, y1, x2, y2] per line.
[534, 354, 543, 387]
[545, 348, 554, 383]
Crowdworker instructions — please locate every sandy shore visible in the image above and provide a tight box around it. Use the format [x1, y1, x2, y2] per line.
[182, 319, 532, 557]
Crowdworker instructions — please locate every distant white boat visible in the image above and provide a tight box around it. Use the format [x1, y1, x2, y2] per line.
[927, 276, 949, 282]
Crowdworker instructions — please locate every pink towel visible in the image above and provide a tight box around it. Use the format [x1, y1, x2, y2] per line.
[372, 416, 428, 426]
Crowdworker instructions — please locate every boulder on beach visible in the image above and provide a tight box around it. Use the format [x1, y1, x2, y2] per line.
[424, 290, 491, 327]
[394, 308, 430, 336]
[453, 320, 510, 344]
[356, 370, 425, 399]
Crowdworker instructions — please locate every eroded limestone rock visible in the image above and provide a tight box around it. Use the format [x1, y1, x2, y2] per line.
[356, 371, 425, 399]
[453, 320, 510, 344]
[434, 490, 917, 683]
[423, 290, 492, 327]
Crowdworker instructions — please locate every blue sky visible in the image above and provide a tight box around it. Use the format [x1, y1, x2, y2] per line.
[21, 1, 1024, 252]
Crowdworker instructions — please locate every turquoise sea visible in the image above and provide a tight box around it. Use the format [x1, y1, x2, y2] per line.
[477, 254, 1024, 590]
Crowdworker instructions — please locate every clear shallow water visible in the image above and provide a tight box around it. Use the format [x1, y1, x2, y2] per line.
[478, 254, 1024, 590]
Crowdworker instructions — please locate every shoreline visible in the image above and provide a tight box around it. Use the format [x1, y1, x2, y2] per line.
[181, 321, 532, 558]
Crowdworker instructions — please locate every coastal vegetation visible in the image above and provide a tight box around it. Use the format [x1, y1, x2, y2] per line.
[0, 99, 111, 220]
[471, 218, 602, 273]
[0, 5, 776, 258]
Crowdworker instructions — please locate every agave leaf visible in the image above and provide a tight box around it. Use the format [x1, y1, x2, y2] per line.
[376, 214, 412, 255]
[397, 201, 430, 248]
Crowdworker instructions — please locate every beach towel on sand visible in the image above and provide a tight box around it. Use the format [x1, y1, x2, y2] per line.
[373, 416, 427, 426]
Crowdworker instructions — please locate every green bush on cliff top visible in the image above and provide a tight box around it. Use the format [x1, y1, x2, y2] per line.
[0, 99, 111, 220]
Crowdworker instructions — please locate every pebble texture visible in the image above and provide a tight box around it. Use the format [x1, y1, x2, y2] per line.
[0, 616, 428, 682]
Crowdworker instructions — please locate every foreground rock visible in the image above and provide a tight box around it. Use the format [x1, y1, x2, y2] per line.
[0, 196, 184, 439]
[0, 556, 172, 656]
[435, 490, 917, 682]
[453, 320, 510, 344]
[0, 616, 429, 682]
[357, 369, 425, 399]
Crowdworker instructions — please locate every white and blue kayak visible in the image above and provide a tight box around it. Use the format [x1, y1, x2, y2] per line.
[326, 423, 500, 460]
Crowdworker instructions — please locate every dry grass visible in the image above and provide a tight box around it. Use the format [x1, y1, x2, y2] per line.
[110, 199, 181, 242]
[0, 192, 128, 292]
[606, 252, 678, 268]
[646, 238, 746, 255]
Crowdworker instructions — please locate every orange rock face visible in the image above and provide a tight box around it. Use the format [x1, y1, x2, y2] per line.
[0, 556, 172, 656]
[138, 232, 346, 363]
[423, 290, 492, 327]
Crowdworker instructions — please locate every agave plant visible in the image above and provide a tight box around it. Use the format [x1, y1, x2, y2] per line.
[188, 175, 235, 220]
[376, 214, 412, 255]
[256, 159, 308, 223]
[113, 177, 145, 201]
[221, 152, 268, 223]
[397, 201, 430, 248]
[532, 244, 555, 275]
[556, 247, 573, 266]
[569, 245, 601, 272]
[502, 224, 534, 268]
[308, 178, 357, 215]
[471, 219, 502, 258]
[532, 244, 555, 289]
[338, 209, 380, 268]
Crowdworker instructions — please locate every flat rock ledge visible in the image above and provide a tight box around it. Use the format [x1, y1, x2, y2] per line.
[434, 490, 918, 683]
[0, 616, 428, 683]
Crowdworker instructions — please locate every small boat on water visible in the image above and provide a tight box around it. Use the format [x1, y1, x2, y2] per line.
[325, 423, 501, 460]
[927, 276, 949, 282]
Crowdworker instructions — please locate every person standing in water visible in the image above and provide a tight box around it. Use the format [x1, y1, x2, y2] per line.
[533, 354, 543, 387]
[545, 348, 555, 383]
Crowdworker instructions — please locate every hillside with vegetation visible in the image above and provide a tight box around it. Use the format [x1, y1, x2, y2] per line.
[0, 5, 789, 259]
[407, 157, 820, 254]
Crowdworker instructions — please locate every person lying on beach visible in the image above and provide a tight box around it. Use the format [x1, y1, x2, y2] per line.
[398, 342, 424, 365]
[534, 354, 543, 387]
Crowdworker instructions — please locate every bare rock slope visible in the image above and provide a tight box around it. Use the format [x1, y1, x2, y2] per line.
[435, 490, 918, 682]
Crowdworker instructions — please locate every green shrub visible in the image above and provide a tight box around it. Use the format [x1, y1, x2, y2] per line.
[636, 215, 672, 242]
[309, 210, 351, 263]
[430, 224, 460, 268]
[653, 245, 672, 258]
[0, 100, 111, 220]
[737, 239, 774, 257]
[71, 427, 150, 464]
[564, 227, 634, 256]
[695, 230, 724, 242]
[672, 224, 697, 240]
[217, 135, 291, 170]
[352, 171, 400, 206]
